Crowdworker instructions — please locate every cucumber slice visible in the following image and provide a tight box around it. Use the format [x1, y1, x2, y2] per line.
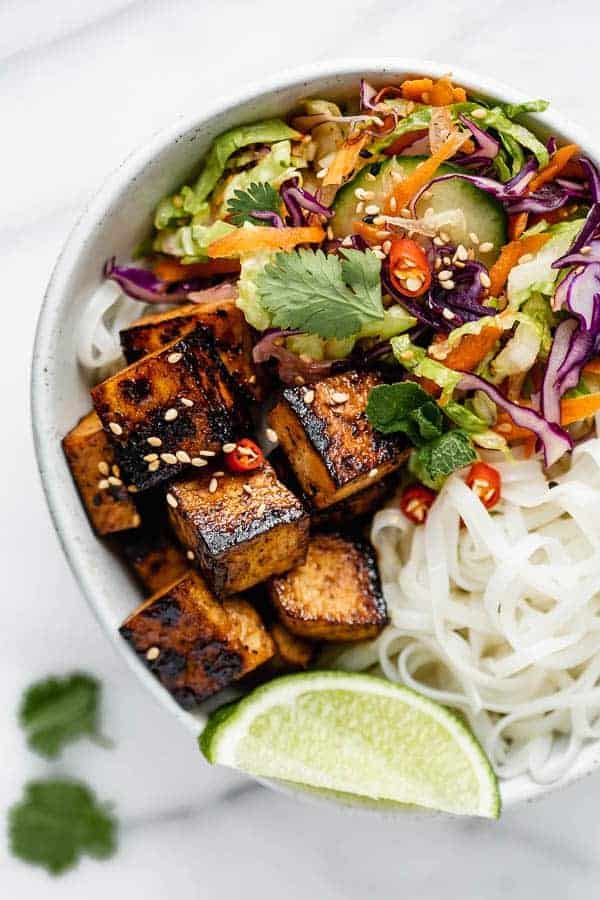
[331, 156, 507, 267]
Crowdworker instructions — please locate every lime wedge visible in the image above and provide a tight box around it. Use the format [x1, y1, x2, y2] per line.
[199, 671, 500, 818]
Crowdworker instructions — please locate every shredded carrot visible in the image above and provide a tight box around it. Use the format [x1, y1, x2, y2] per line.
[508, 212, 529, 241]
[560, 394, 600, 426]
[487, 233, 551, 297]
[400, 76, 467, 106]
[352, 220, 389, 243]
[323, 134, 368, 186]
[453, 87, 467, 102]
[528, 144, 580, 193]
[583, 358, 600, 376]
[429, 77, 456, 107]
[207, 225, 325, 258]
[493, 411, 535, 442]
[400, 78, 434, 101]
[443, 325, 502, 372]
[383, 131, 468, 214]
[152, 256, 241, 282]
[404, 373, 441, 397]
[383, 129, 429, 157]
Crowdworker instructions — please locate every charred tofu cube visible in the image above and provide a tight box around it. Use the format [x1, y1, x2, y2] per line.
[91, 324, 247, 491]
[167, 461, 309, 596]
[312, 473, 398, 529]
[269, 371, 408, 509]
[120, 571, 274, 707]
[120, 297, 265, 402]
[268, 532, 387, 641]
[62, 411, 141, 535]
[120, 525, 189, 594]
[268, 623, 315, 671]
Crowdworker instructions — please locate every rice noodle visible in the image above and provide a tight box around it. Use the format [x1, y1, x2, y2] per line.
[338, 439, 600, 784]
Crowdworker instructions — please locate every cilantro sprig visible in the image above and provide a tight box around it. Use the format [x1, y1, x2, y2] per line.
[9, 779, 117, 875]
[257, 247, 385, 339]
[227, 181, 282, 226]
[19, 673, 108, 759]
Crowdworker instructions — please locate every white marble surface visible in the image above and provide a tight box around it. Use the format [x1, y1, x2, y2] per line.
[3, 0, 600, 895]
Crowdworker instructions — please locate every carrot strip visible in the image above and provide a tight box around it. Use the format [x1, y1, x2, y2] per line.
[383, 129, 429, 157]
[528, 144, 580, 193]
[583, 358, 600, 376]
[560, 394, 600, 426]
[323, 134, 368, 186]
[152, 257, 240, 282]
[508, 212, 529, 241]
[488, 233, 551, 297]
[429, 77, 455, 107]
[384, 131, 468, 214]
[207, 225, 325, 258]
[493, 411, 535, 443]
[444, 325, 502, 372]
[400, 78, 433, 101]
[352, 220, 389, 243]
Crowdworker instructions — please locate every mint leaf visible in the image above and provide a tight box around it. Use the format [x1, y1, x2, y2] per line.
[8, 779, 117, 875]
[409, 430, 477, 490]
[19, 673, 107, 759]
[366, 381, 443, 445]
[257, 248, 384, 339]
[227, 181, 281, 226]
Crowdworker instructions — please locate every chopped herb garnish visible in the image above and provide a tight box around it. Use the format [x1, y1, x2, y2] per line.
[227, 181, 282, 226]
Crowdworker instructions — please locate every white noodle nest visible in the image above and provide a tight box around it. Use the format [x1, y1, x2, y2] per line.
[335, 438, 600, 784]
[76, 281, 148, 382]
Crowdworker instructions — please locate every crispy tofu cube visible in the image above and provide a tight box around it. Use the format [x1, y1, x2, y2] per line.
[312, 473, 398, 529]
[269, 623, 315, 671]
[167, 460, 309, 596]
[120, 524, 189, 594]
[91, 324, 247, 491]
[62, 411, 141, 535]
[120, 297, 266, 402]
[268, 532, 387, 641]
[268, 371, 408, 509]
[119, 571, 274, 707]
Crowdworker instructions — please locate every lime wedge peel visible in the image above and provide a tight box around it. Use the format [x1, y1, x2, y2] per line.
[199, 671, 500, 819]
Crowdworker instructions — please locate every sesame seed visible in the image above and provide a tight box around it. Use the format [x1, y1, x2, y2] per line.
[377, 230, 391, 240]
[186, 550, 195, 560]
[147, 436, 162, 447]
[469, 232, 480, 245]
[576, 265, 585, 275]
[454, 261, 466, 269]
[166, 493, 178, 508]
[256, 502, 266, 517]
[341, 236, 353, 247]
[439, 231, 451, 243]
[372, 249, 386, 260]
[209, 478, 218, 494]
[389, 197, 397, 213]
[401, 207, 411, 217]
[366, 172, 377, 182]
[326, 226, 334, 240]
[497, 423, 512, 434]
[143, 453, 158, 462]
[168, 352, 183, 364]
[438, 269, 453, 280]
[454, 244, 468, 261]
[581, 246, 592, 255]
[331, 391, 349, 404]
[479, 241, 494, 253]
[443, 256, 452, 266]
[191, 457, 208, 467]
[146, 646, 160, 661]
[214, 470, 225, 477]
[109, 422, 122, 436]
[368, 468, 378, 478]
[98, 479, 109, 490]
[405, 277, 422, 292]
[480, 271, 492, 288]
[97, 461, 110, 476]
[180, 397, 194, 408]
[441, 279, 456, 290]
[365, 204, 380, 216]
[471, 108, 487, 119]
[222, 442, 237, 454]
[243, 484, 254, 496]
[433, 236, 445, 247]
[355, 201, 365, 215]
[295, 375, 305, 385]
[265, 428, 278, 443]
[161, 453, 178, 464]
[354, 187, 367, 199]
[382, 240, 392, 254]
[248, 375, 257, 385]
[316, 167, 328, 179]
[199, 450, 216, 458]
[132, 514, 141, 527]
[164, 408, 178, 422]
[147, 460, 160, 472]
[442, 308, 456, 320]
[236, 446, 257, 457]
[111, 464, 120, 477]
[108, 476, 122, 487]
[127, 485, 139, 493]
[175, 450, 190, 463]
[518, 253, 534, 264]
[303, 389, 315, 404]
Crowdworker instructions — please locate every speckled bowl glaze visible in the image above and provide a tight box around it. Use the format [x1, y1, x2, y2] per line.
[31, 59, 600, 814]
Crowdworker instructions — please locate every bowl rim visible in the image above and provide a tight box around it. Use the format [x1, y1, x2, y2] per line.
[31, 57, 600, 813]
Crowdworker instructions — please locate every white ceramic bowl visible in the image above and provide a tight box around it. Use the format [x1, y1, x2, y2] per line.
[31, 59, 600, 813]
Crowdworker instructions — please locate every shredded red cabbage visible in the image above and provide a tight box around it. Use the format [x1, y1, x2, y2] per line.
[458, 114, 500, 166]
[104, 258, 236, 304]
[457, 372, 572, 467]
[553, 204, 600, 269]
[252, 329, 338, 384]
[280, 177, 333, 227]
[409, 160, 537, 214]
[248, 210, 285, 228]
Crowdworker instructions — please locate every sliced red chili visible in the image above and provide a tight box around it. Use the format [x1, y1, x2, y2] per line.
[400, 485, 436, 524]
[388, 238, 432, 298]
[466, 462, 501, 509]
[224, 438, 264, 473]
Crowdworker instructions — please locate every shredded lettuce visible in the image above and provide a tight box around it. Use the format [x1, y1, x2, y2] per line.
[507, 219, 585, 307]
[478, 107, 549, 170]
[152, 220, 235, 262]
[490, 318, 541, 381]
[443, 401, 488, 433]
[236, 250, 273, 331]
[391, 335, 462, 403]
[521, 293, 556, 358]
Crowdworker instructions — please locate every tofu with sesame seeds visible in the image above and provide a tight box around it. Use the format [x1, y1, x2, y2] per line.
[119, 521, 189, 594]
[119, 297, 266, 402]
[62, 411, 141, 535]
[268, 531, 388, 641]
[91, 324, 248, 492]
[167, 460, 309, 596]
[268, 371, 409, 510]
[119, 570, 274, 708]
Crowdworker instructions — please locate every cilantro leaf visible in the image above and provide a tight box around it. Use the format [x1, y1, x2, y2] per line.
[227, 181, 281, 226]
[409, 430, 477, 490]
[19, 673, 107, 759]
[365, 381, 443, 445]
[256, 248, 384, 339]
[8, 779, 117, 875]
